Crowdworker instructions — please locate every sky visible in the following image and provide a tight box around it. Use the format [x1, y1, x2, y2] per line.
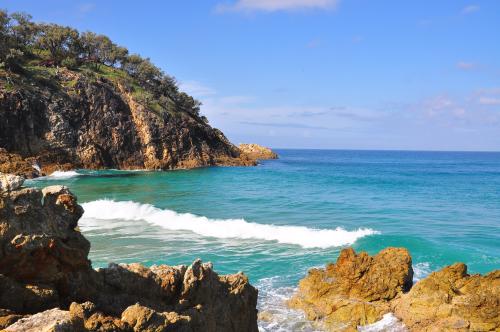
[3, 0, 500, 151]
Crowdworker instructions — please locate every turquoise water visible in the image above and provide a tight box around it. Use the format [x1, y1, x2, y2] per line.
[28, 149, 500, 330]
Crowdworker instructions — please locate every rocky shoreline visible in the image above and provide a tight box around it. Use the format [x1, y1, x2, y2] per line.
[0, 173, 498, 331]
[0, 174, 258, 331]
[288, 247, 500, 331]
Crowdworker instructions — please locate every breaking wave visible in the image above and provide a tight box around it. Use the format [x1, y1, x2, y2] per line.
[81, 200, 379, 249]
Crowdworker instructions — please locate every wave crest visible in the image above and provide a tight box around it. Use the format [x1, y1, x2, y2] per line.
[81, 200, 379, 249]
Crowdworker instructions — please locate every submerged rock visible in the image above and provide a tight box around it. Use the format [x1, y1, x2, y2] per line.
[0, 181, 259, 331]
[238, 143, 278, 160]
[288, 247, 413, 330]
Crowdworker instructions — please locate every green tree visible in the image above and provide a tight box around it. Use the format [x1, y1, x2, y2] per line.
[36, 24, 79, 64]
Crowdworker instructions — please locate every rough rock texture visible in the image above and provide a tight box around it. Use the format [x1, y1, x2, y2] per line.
[0, 69, 257, 178]
[0, 183, 258, 331]
[291, 248, 500, 332]
[393, 263, 500, 332]
[238, 143, 278, 160]
[288, 247, 413, 330]
[4, 308, 73, 332]
[0, 172, 24, 192]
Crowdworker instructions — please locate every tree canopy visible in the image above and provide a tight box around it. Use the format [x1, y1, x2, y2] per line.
[0, 9, 203, 118]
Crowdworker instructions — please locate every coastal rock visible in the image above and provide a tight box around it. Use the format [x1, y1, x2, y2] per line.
[0, 172, 24, 192]
[0, 70, 257, 178]
[238, 143, 278, 160]
[4, 308, 73, 332]
[288, 247, 413, 330]
[0, 181, 259, 331]
[393, 263, 500, 331]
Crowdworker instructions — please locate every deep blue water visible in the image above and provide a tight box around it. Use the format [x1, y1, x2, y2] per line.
[27, 149, 500, 331]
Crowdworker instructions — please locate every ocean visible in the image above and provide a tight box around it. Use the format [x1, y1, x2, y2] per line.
[27, 149, 500, 331]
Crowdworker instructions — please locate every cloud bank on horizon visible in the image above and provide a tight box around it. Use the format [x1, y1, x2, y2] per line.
[2, 0, 499, 151]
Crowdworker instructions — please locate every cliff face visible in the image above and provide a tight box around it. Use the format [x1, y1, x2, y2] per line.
[0, 178, 258, 331]
[0, 68, 256, 177]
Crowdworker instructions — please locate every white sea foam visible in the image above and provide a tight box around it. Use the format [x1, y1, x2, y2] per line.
[81, 200, 379, 248]
[49, 170, 80, 178]
[358, 313, 407, 332]
[413, 262, 431, 281]
[30, 170, 81, 181]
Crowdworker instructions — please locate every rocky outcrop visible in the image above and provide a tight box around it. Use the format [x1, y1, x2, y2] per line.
[290, 248, 500, 331]
[288, 247, 413, 330]
[238, 144, 278, 160]
[0, 183, 258, 331]
[0, 69, 258, 178]
[0, 172, 24, 192]
[392, 263, 500, 331]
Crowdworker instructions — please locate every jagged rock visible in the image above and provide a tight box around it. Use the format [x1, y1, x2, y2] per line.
[288, 247, 413, 330]
[121, 304, 190, 331]
[238, 143, 278, 160]
[393, 263, 500, 331]
[0, 183, 259, 331]
[4, 308, 74, 332]
[0, 70, 258, 178]
[0, 172, 24, 192]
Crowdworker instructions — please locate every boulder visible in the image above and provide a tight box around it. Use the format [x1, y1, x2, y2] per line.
[288, 247, 413, 330]
[0, 172, 24, 192]
[4, 308, 74, 332]
[393, 263, 500, 331]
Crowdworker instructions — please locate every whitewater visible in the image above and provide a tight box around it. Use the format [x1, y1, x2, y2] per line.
[81, 199, 379, 249]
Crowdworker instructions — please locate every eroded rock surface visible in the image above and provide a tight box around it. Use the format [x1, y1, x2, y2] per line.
[393, 263, 500, 331]
[288, 247, 413, 330]
[0, 172, 24, 192]
[290, 248, 500, 332]
[0, 71, 259, 178]
[0, 183, 258, 331]
[238, 143, 278, 160]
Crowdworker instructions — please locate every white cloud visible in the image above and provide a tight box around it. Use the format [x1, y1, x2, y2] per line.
[456, 61, 476, 70]
[478, 97, 500, 105]
[78, 3, 95, 14]
[178, 80, 216, 97]
[461, 5, 480, 14]
[216, 0, 339, 13]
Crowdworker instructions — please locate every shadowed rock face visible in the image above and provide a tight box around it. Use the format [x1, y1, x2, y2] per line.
[0, 70, 257, 178]
[0, 183, 259, 331]
[290, 248, 500, 332]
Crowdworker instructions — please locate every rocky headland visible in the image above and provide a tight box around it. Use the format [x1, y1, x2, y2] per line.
[238, 144, 278, 160]
[0, 174, 258, 331]
[0, 68, 279, 178]
[0, 11, 277, 178]
[289, 247, 500, 331]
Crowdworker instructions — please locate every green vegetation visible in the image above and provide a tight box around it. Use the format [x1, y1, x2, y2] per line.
[0, 9, 203, 119]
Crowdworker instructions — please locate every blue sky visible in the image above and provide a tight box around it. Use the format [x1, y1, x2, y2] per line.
[3, 0, 500, 151]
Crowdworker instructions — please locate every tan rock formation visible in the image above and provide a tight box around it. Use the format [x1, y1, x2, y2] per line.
[0, 182, 259, 331]
[288, 247, 413, 330]
[238, 144, 278, 160]
[393, 263, 500, 331]
[290, 248, 500, 332]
